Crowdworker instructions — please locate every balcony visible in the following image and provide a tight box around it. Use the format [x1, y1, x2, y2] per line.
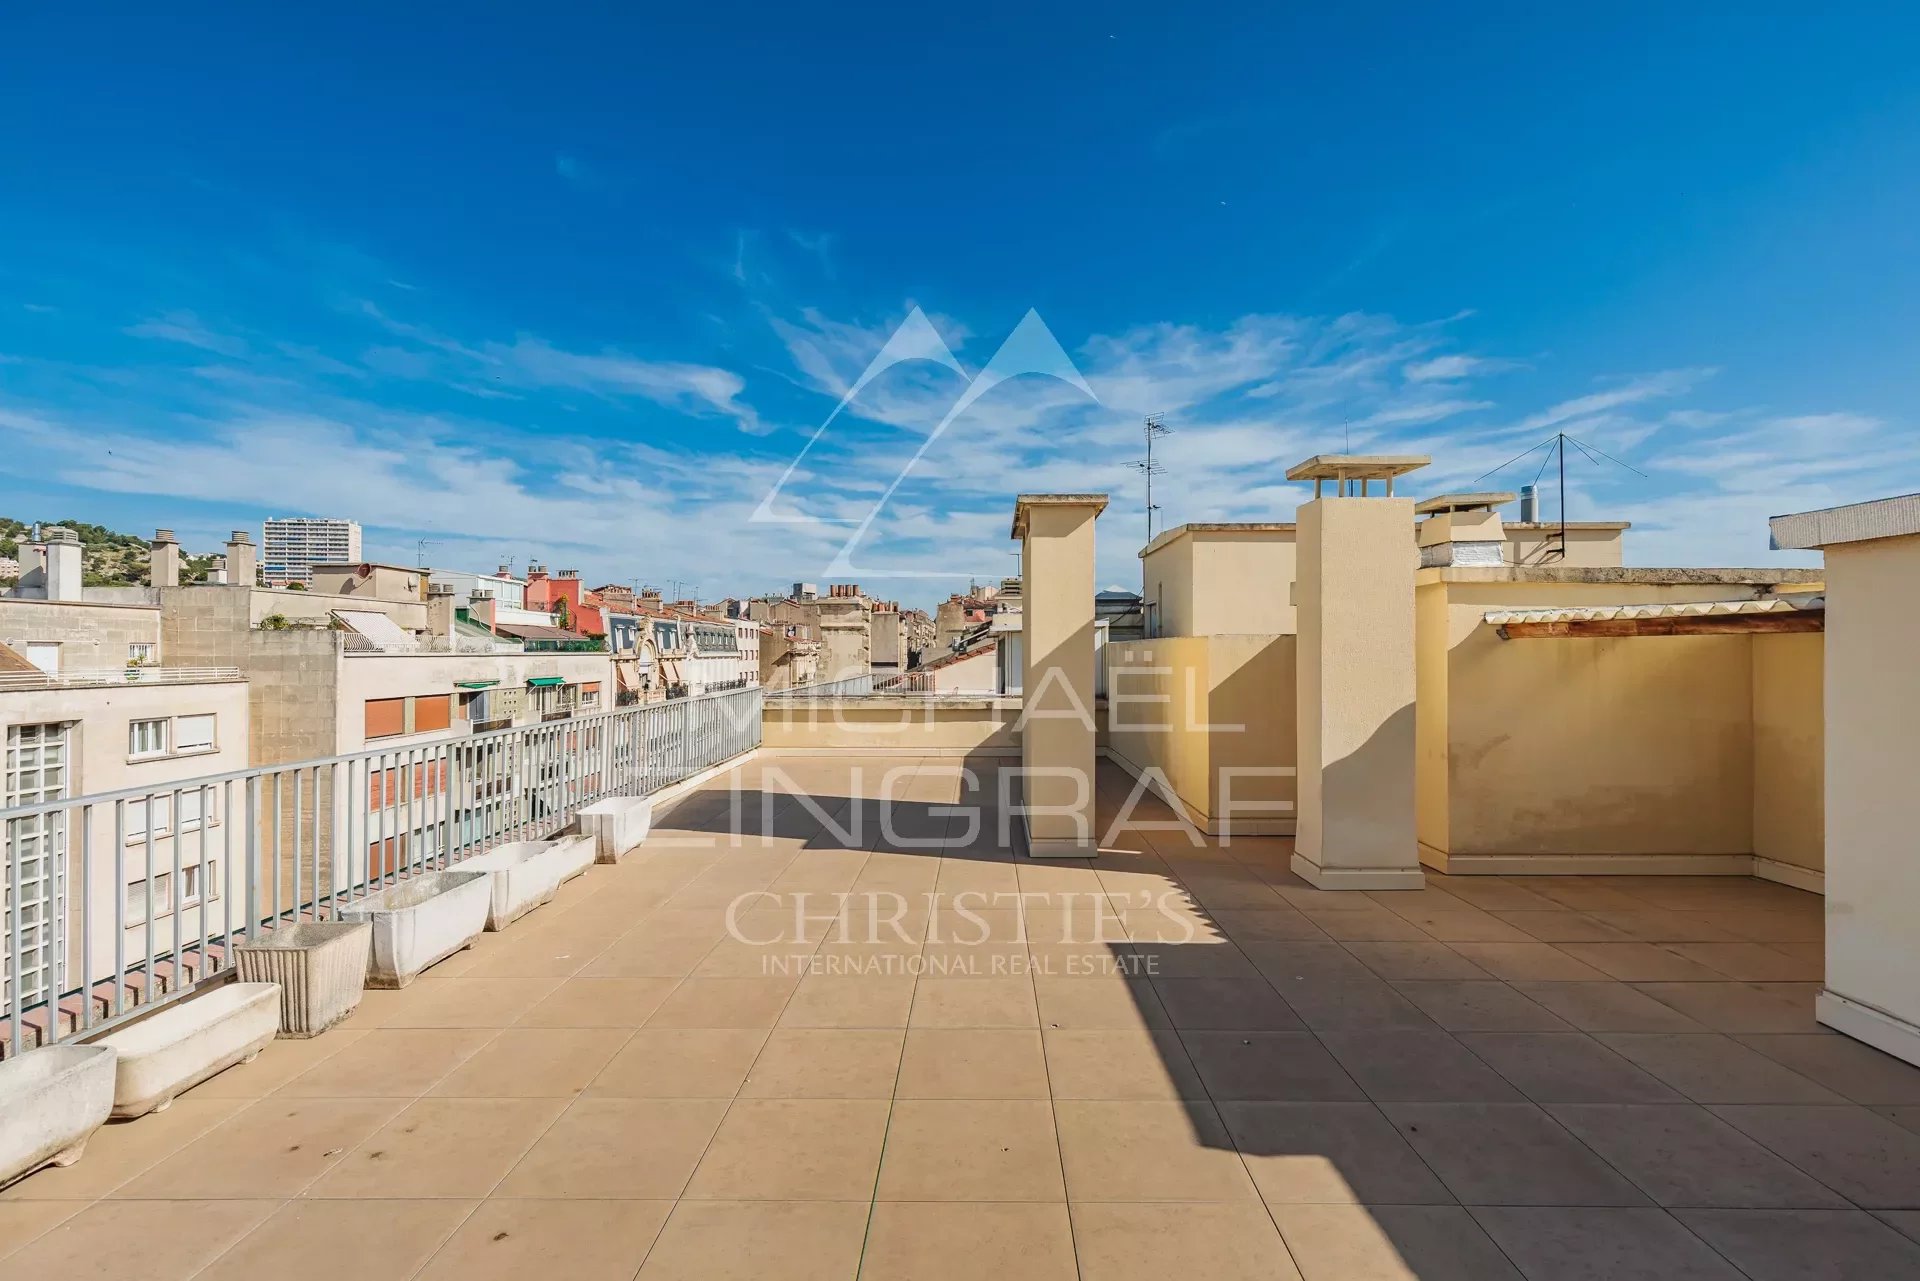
[0, 665, 242, 690]
[6, 753, 1917, 1280]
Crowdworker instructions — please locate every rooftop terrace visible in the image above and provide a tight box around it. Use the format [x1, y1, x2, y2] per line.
[5, 756, 1918, 1280]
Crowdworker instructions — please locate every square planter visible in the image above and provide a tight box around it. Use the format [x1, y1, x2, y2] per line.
[97, 982, 281, 1117]
[579, 796, 653, 863]
[0, 1045, 116, 1188]
[235, 922, 373, 1037]
[461, 842, 565, 931]
[546, 832, 596, 884]
[337, 871, 490, 988]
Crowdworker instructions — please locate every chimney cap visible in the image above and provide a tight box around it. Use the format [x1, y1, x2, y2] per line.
[152, 528, 179, 545]
[42, 525, 80, 544]
[227, 530, 255, 545]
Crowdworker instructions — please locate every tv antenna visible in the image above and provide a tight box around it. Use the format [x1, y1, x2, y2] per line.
[415, 538, 440, 568]
[1477, 431, 1647, 562]
[1129, 414, 1173, 545]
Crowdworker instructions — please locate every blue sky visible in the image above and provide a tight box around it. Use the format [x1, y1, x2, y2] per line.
[4, 5, 1919, 604]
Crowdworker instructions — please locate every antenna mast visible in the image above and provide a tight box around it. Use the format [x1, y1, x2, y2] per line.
[1476, 430, 1648, 562]
[1130, 414, 1173, 545]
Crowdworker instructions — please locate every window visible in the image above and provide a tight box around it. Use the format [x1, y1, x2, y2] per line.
[413, 695, 451, 734]
[128, 642, 156, 665]
[4, 724, 67, 1008]
[365, 697, 405, 739]
[175, 714, 216, 753]
[124, 862, 217, 922]
[581, 681, 602, 707]
[127, 795, 170, 840]
[129, 718, 169, 758]
[127, 874, 170, 920]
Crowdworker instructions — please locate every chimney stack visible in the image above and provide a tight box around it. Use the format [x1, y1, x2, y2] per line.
[39, 527, 82, 602]
[149, 528, 182, 589]
[526, 563, 549, 583]
[557, 568, 579, 580]
[496, 564, 512, 578]
[225, 530, 257, 587]
[426, 582, 456, 640]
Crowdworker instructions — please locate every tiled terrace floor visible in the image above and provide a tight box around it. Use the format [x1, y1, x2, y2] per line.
[6, 756, 1920, 1280]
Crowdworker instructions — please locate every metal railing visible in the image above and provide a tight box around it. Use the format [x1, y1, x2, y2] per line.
[764, 673, 875, 698]
[0, 666, 244, 690]
[0, 684, 765, 1057]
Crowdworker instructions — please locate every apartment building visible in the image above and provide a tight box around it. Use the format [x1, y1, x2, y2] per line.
[260, 517, 361, 587]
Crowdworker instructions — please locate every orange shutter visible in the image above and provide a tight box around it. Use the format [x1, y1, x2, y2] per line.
[364, 698, 405, 740]
[413, 695, 452, 733]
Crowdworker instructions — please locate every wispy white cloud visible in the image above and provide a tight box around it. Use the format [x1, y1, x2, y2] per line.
[124, 310, 248, 357]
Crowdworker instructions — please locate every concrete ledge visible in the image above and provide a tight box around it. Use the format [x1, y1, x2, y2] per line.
[1817, 990, 1920, 1070]
[579, 796, 654, 864]
[1290, 853, 1424, 891]
[98, 982, 280, 1117]
[462, 841, 565, 930]
[339, 872, 490, 989]
[0, 1045, 115, 1187]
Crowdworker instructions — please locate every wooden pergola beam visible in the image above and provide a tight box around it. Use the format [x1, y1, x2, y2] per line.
[1496, 612, 1824, 640]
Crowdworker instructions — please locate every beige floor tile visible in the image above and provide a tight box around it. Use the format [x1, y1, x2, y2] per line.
[1487, 909, 1639, 944]
[1507, 981, 1709, 1033]
[1072, 1201, 1301, 1281]
[185, 1029, 372, 1098]
[862, 1202, 1078, 1280]
[877, 1099, 1064, 1201]
[1033, 976, 1169, 1029]
[0, 1096, 245, 1199]
[1391, 981, 1572, 1032]
[1209, 908, 1328, 943]
[1598, 1033, 1845, 1104]
[1044, 1028, 1205, 1100]
[307, 1096, 566, 1198]
[1444, 942, 1609, 982]
[1343, 941, 1493, 982]
[1635, 981, 1824, 1034]
[1458, 1032, 1684, 1104]
[580, 932, 724, 977]
[1265, 977, 1435, 1032]
[896, 1028, 1049, 1099]
[636, 1200, 871, 1281]
[0, 1198, 279, 1280]
[0, 1200, 85, 1258]
[196, 1198, 473, 1281]
[1218, 1101, 1452, 1205]
[587, 1028, 769, 1097]
[1711, 1104, 1920, 1208]
[1053, 1100, 1256, 1202]
[1551, 1104, 1848, 1208]
[1273, 1204, 1522, 1281]
[1553, 941, 1730, 982]
[429, 1028, 628, 1097]
[778, 974, 917, 1027]
[113, 1097, 406, 1199]
[1738, 1034, 1920, 1105]
[740, 1029, 905, 1098]
[416, 1198, 672, 1281]
[909, 977, 1038, 1028]
[513, 977, 678, 1028]
[684, 1098, 891, 1200]
[1383, 1102, 1649, 1206]
[692, 938, 824, 979]
[1471, 1206, 1748, 1279]
[1669, 942, 1825, 982]
[1319, 1029, 1523, 1102]
[1151, 977, 1301, 1030]
[353, 977, 561, 1028]
[495, 1096, 729, 1198]
[646, 977, 799, 1028]
[1382, 905, 1533, 943]
[1679, 1208, 1920, 1280]
[1183, 1031, 1364, 1102]
[275, 1028, 498, 1098]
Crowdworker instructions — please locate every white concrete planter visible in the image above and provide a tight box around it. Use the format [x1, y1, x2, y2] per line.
[546, 833, 597, 884]
[235, 922, 372, 1037]
[338, 871, 489, 988]
[579, 796, 653, 863]
[97, 982, 280, 1118]
[0, 1045, 115, 1187]
[462, 842, 564, 931]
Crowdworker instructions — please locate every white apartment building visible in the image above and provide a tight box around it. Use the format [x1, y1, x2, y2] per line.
[261, 517, 362, 587]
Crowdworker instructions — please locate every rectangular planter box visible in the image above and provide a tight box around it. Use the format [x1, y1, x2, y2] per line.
[337, 871, 490, 988]
[579, 796, 653, 863]
[0, 1045, 116, 1188]
[96, 982, 281, 1117]
[546, 832, 596, 884]
[235, 922, 373, 1037]
[461, 842, 565, 931]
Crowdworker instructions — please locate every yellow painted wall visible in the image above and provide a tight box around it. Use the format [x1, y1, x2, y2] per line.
[1418, 578, 1825, 870]
[1104, 635, 1297, 833]
[1752, 633, 1825, 876]
[1141, 529, 1297, 636]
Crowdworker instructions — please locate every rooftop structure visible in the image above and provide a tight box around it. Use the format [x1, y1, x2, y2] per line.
[260, 517, 361, 587]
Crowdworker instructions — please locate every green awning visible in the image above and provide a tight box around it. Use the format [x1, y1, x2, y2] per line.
[453, 679, 499, 690]
[526, 676, 566, 687]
